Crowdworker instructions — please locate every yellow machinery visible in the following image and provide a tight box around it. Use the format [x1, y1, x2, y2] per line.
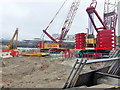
[44, 43, 59, 49]
[6, 28, 18, 50]
[85, 34, 96, 47]
[37, 41, 60, 49]
[20, 52, 50, 57]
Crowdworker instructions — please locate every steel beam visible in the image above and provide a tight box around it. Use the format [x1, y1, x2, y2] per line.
[96, 72, 120, 79]
[77, 57, 120, 64]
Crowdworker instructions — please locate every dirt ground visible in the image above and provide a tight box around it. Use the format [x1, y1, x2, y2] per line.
[2, 56, 105, 88]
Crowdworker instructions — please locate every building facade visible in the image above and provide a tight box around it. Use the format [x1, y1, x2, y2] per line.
[52, 34, 75, 41]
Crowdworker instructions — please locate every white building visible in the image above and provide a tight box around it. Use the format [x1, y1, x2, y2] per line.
[52, 34, 60, 39]
[52, 34, 75, 41]
[66, 35, 75, 41]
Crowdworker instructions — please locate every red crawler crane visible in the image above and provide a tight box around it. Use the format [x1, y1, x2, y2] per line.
[43, 0, 81, 46]
[86, 0, 119, 50]
[75, 0, 119, 60]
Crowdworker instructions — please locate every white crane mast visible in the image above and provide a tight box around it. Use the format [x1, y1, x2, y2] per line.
[104, 0, 119, 29]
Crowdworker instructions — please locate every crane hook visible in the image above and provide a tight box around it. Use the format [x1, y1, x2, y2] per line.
[90, 0, 97, 8]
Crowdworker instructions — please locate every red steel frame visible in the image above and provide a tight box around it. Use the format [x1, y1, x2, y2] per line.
[43, 30, 58, 43]
[86, 7, 107, 32]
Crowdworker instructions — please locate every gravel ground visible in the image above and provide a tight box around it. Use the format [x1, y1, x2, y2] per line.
[2, 56, 105, 88]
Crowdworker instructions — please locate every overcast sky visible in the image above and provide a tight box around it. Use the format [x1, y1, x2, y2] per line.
[0, 0, 119, 41]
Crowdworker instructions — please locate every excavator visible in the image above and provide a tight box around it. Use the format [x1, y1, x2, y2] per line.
[6, 28, 19, 56]
[6, 28, 18, 50]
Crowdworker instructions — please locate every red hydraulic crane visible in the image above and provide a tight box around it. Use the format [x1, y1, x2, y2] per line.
[74, 0, 119, 60]
[43, 0, 81, 46]
[85, 0, 107, 48]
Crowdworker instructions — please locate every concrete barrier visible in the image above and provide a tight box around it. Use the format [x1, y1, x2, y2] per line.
[2, 52, 12, 58]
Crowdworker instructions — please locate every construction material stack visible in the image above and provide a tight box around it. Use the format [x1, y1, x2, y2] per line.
[75, 33, 86, 49]
[97, 29, 116, 50]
